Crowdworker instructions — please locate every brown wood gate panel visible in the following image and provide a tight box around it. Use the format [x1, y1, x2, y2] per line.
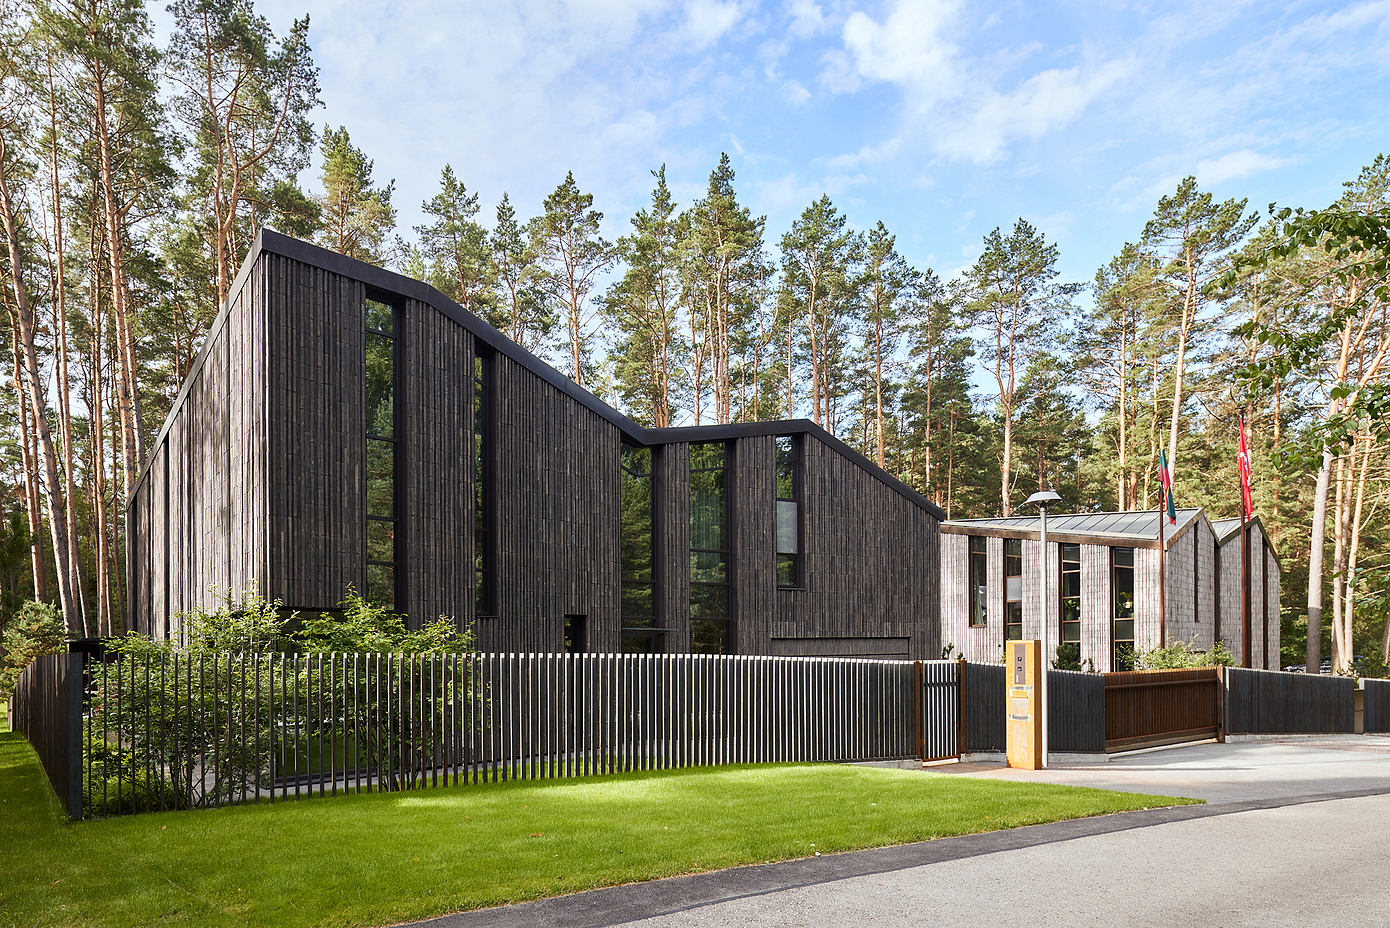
[1103, 668, 1220, 752]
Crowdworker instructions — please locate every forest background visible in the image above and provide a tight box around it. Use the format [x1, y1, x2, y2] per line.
[0, 0, 1385, 675]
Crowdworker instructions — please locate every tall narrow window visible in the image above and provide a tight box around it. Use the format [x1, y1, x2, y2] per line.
[621, 444, 661, 652]
[968, 536, 987, 627]
[1060, 543, 1081, 647]
[364, 297, 398, 610]
[775, 435, 800, 588]
[473, 350, 494, 617]
[1112, 546, 1136, 670]
[1004, 538, 1023, 641]
[690, 442, 730, 654]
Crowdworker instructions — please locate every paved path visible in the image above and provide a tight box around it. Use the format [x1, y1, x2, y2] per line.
[406, 739, 1390, 928]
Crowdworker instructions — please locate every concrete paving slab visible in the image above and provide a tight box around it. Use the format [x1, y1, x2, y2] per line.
[931, 736, 1390, 803]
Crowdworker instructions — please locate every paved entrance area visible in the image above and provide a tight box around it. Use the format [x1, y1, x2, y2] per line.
[406, 738, 1390, 928]
[943, 735, 1390, 803]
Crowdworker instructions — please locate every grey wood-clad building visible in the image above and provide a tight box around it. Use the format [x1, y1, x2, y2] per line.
[127, 229, 945, 658]
[940, 509, 1280, 671]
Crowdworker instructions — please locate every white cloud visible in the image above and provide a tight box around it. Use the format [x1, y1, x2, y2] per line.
[1194, 149, 1288, 187]
[787, 0, 828, 38]
[782, 79, 812, 104]
[682, 0, 743, 49]
[823, 0, 1131, 165]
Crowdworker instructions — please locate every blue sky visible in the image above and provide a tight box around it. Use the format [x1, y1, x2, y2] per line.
[224, 0, 1390, 292]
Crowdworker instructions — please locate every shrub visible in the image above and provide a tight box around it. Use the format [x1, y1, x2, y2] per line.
[1136, 638, 1235, 670]
[0, 600, 66, 699]
[1052, 642, 1096, 672]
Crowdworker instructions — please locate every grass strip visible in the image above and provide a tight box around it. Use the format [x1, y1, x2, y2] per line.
[0, 722, 1196, 928]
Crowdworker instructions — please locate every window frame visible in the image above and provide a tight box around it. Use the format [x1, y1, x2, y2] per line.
[1059, 542, 1081, 646]
[363, 293, 402, 612]
[473, 346, 497, 619]
[774, 435, 802, 590]
[1112, 546, 1136, 671]
[620, 443, 666, 652]
[968, 535, 988, 628]
[1003, 538, 1023, 642]
[689, 441, 732, 654]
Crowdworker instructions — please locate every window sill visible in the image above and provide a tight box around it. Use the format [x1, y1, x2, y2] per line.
[776, 586, 806, 592]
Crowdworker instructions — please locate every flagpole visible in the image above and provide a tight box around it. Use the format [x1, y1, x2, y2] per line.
[1158, 501, 1166, 649]
[1241, 411, 1251, 668]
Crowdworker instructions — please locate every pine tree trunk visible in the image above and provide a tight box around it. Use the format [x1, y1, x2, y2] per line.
[10, 335, 46, 603]
[0, 140, 79, 633]
[1306, 446, 1333, 673]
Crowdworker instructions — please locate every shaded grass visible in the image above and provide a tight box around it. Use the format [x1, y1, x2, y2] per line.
[0, 719, 1196, 928]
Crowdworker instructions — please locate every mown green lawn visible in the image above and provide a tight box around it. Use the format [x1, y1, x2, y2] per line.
[0, 717, 1195, 928]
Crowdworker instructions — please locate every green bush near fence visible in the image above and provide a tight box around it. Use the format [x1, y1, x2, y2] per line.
[83, 587, 478, 816]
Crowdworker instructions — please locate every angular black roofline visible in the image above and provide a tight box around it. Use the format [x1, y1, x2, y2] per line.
[131, 228, 946, 521]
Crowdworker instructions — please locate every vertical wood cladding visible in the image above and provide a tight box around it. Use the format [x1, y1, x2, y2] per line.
[1079, 543, 1111, 671]
[769, 434, 937, 660]
[487, 352, 621, 653]
[657, 441, 691, 651]
[400, 298, 472, 629]
[127, 254, 269, 638]
[1216, 521, 1279, 668]
[265, 254, 364, 613]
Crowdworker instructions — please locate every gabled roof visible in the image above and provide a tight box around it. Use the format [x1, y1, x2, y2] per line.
[133, 228, 946, 520]
[942, 508, 1204, 549]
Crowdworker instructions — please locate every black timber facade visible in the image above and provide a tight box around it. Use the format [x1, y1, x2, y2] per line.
[127, 230, 943, 659]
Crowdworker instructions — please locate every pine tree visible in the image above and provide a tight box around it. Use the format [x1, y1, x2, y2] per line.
[530, 171, 610, 388]
[962, 219, 1078, 516]
[490, 192, 551, 352]
[415, 164, 494, 314]
[315, 124, 395, 264]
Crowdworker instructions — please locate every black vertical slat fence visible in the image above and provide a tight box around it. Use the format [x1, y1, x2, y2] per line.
[1048, 670, 1106, 753]
[1365, 679, 1390, 733]
[64, 652, 960, 818]
[962, 661, 1005, 753]
[6, 653, 83, 819]
[1225, 667, 1355, 735]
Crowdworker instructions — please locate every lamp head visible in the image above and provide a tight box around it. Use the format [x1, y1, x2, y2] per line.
[1023, 489, 1062, 510]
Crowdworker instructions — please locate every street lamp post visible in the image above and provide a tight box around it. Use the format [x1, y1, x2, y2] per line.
[1024, 489, 1061, 768]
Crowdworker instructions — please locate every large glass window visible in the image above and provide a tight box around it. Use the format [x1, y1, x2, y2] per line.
[775, 435, 800, 588]
[473, 350, 494, 617]
[690, 442, 730, 654]
[1060, 543, 1081, 643]
[364, 297, 398, 610]
[1004, 538, 1023, 641]
[1112, 546, 1136, 671]
[968, 536, 987, 627]
[621, 444, 661, 652]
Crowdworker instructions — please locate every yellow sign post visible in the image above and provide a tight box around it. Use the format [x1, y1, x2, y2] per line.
[1006, 640, 1043, 770]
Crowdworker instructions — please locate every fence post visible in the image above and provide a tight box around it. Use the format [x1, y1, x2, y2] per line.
[912, 661, 923, 760]
[955, 656, 967, 758]
[1215, 664, 1227, 743]
[63, 653, 84, 819]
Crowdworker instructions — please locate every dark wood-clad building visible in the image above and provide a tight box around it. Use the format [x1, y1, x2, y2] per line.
[127, 229, 944, 659]
[940, 509, 1280, 671]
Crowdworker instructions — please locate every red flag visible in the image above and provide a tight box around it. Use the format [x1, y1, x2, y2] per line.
[1238, 414, 1254, 519]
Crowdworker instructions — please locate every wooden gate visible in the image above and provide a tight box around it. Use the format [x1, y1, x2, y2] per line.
[1103, 667, 1221, 752]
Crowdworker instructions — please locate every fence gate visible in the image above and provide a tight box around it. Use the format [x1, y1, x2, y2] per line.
[916, 660, 961, 761]
[1103, 668, 1221, 752]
